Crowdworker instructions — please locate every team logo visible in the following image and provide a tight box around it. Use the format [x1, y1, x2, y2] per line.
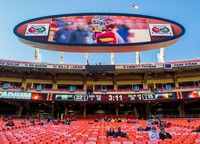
[25, 24, 49, 36]
[149, 24, 173, 36]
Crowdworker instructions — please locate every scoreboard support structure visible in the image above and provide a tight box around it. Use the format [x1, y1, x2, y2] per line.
[111, 53, 114, 65]
[136, 51, 141, 64]
[60, 52, 64, 64]
[160, 48, 165, 63]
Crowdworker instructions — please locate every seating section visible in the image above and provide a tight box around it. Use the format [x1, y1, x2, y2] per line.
[156, 85, 200, 92]
[28, 88, 85, 93]
[93, 89, 151, 94]
[0, 119, 199, 143]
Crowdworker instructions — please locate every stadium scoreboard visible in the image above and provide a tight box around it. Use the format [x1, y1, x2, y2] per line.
[0, 91, 199, 102]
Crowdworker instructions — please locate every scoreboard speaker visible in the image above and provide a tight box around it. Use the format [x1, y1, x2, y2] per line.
[3, 83, 9, 89]
[36, 85, 42, 91]
[86, 65, 115, 71]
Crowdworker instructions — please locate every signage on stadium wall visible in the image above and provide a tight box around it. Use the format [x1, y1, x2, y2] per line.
[0, 92, 32, 100]
[0, 92, 52, 101]
[115, 63, 163, 69]
[116, 59, 200, 69]
[0, 60, 85, 69]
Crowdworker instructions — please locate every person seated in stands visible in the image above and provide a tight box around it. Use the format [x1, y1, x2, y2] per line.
[159, 128, 172, 140]
[104, 117, 107, 121]
[94, 119, 99, 122]
[117, 118, 122, 122]
[148, 115, 155, 122]
[145, 123, 151, 131]
[111, 118, 115, 123]
[66, 119, 71, 125]
[187, 118, 192, 123]
[152, 119, 159, 125]
[137, 124, 145, 131]
[47, 115, 51, 123]
[157, 114, 162, 122]
[30, 118, 35, 126]
[148, 126, 159, 140]
[53, 120, 59, 125]
[191, 126, 200, 133]
[20, 120, 26, 125]
[38, 119, 48, 125]
[3, 117, 8, 122]
[107, 127, 116, 138]
[6, 120, 15, 127]
[8, 116, 13, 121]
[158, 121, 165, 130]
[107, 118, 111, 122]
[188, 118, 196, 123]
[58, 118, 65, 124]
[116, 127, 128, 138]
[101, 117, 105, 122]
[132, 119, 138, 124]
[127, 119, 132, 124]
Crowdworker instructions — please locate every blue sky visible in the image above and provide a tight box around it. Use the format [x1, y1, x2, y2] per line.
[0, 0, 199, 64]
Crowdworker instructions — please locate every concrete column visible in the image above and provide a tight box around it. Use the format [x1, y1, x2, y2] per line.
[160, 48, 165, 63]
[52, 83, 57, 89]
[65, 107, 68, 115]
[31, 83, 34, 88]
[143, 76, 148, 89]
[178, 105, 185, 116]
[116, 107, 119, 116]
[173, 73, 179, 87]
[16, 105, 23, 117]
[83, 106, 87, 118]
[21, 79, 27, 90]
[146, 104, 152, 116]
[86, 53, 89, 65]
[111, 53, 114, 65]
[113, 75, 117, 90]
[60, 52, 64, 64]
[133, 107, 137, 116]
[136, 52, 140, 64]
[35, 48, 39, 62]
[83, 75, 87, 91]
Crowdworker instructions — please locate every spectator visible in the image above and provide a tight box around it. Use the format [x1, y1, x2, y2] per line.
[30, 118, 35, 126]
[107, 127, 116, 138]
[66, 119, 71, 125]
[158, 121, 165, 130]
[145, 123, 151, 131]
[137, 124, 145, 131]
[94, 119, 99, 122]
[159, 128, 172, 140]
[53, 120, 59, 125]
[191, 126, 200, 133]
[116, 127, 128, 138]
[158, 114, 162, 122]
[20, 120, 26, 125]
[149, 126, 159, 141]
[6, 121, 15, 127]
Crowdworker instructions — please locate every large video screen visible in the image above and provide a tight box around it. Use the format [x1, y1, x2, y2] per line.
[47, 15, 155, 44]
